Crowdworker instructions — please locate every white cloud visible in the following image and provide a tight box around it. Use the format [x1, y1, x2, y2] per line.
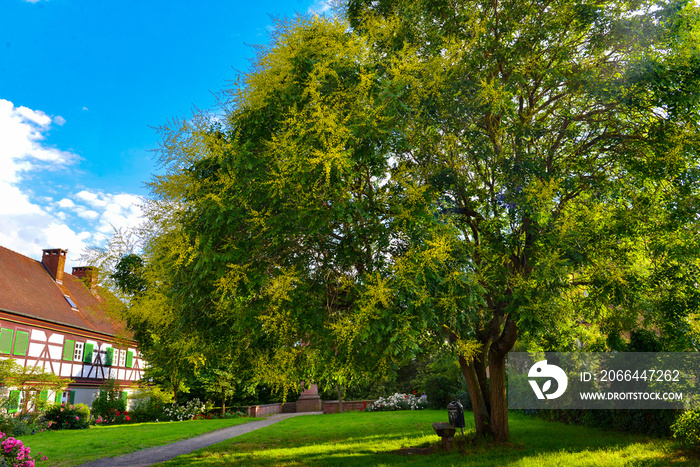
[307, 0, 332, 15]
[76, 189, 105, 207]
[0, 99, 144, 271]
[0, 99, 78, 185]
[77, 210, 100, 220]
[57, 198, 75, 208]
[54, 115, 66, 126]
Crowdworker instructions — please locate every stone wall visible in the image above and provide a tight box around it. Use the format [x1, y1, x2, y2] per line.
[321, 400, 373, 414]
[245, 403, 284, 417]
[240, 400, 372, 417]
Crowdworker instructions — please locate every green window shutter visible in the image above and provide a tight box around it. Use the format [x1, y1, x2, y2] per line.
[83, 343, 94, 363]
[63, 340, 75, 361]
[8, 390, 20, 413]
[0, 328, 14, 354]
[69, 390, 75, 405]
[39, 390, 49, 402]
[126, 350, 134, 368]
[105, 347, 113, 366]
[13, 331, 29, 356]
[55, 391, 62, 403]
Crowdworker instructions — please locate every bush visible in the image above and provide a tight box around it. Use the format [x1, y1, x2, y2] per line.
[524, 409, 678, 437]
[407, 351, 466, 410]
[0, 431, 47, 467]
[672, 410, 700, 446]
[91, 379, 127, 425]
[366, 393, 429, 411]
[44, 403, 90, 430]
[128, 386, 173, 423]
[161, 399, 206, 421]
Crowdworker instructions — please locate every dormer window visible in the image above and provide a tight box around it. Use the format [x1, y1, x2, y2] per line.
[64, 295, 77, 309]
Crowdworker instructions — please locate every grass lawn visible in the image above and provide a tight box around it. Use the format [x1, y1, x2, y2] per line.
[159, 410, 699, 466]
[26, 417, 261, 467]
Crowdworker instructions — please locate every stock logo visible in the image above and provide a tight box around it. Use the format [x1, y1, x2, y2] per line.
[528, 360, 568, 400]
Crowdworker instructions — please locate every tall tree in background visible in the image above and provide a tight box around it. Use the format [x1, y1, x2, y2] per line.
[345, 0, 700, 440]
[127, 0, 699, 443]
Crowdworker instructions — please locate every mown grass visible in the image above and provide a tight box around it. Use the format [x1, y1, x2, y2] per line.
[27, 417, 260, 467]
[160, 410, 699, 466]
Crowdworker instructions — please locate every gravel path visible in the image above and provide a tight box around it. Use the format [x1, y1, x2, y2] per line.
[77, 412, 323, 467]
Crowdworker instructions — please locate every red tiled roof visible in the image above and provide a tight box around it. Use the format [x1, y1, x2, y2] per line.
[0, 246, 123, 336]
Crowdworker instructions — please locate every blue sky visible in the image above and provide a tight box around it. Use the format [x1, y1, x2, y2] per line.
[0, 0, 331, 269]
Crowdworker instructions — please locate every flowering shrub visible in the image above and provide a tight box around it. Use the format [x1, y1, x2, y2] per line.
[0, 431, 48, 466]
[366, 393, 429, 412]
[94, 409, 131, 426]
[43, 403, 90, 430]
[161, 399, 206, 421]
[90, 379, 126, 425]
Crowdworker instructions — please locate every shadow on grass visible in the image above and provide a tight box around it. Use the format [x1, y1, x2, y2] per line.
[162, 411, 699, 467]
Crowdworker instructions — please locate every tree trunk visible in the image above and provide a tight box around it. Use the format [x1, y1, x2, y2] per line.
[222, 389, 226, 416]
[459, 355, 490, 435]
[488, 351, 509, 442]
[488, 315, 519, 442]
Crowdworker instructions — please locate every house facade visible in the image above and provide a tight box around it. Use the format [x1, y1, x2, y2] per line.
[0, 246, 143, 409]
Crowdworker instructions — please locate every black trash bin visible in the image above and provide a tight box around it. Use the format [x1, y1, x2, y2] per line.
[447, 400, 465, 433]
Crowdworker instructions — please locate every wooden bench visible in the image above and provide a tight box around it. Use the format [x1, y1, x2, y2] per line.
[432, 422, 456, 450]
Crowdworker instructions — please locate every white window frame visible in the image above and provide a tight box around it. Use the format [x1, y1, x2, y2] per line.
[73, 342, 84, 362]
[119, 349, 126, 367]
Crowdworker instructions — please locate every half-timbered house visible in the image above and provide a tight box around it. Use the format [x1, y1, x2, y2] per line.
[0, 246, 143, 409]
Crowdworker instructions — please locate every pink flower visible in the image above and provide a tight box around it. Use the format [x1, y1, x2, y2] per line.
[75, 416, 79, 421]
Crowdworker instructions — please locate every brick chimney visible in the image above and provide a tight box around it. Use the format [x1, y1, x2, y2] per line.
[72, 266, 98, 290]
[42, 248, 67, 284]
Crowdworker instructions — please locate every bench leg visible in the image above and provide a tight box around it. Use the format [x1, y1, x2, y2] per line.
[442, 435, 454, 451]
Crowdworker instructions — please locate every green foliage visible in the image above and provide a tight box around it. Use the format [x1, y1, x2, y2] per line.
[90, 0, 700, 444]
[111, 254, 147, 295]
[345, 0, 700, 440]
[128, 385, 173, 423]
[672, 410, 700, 446]
[195, 363, 239, 415]
[0, 359, 68, 418]
[529, 409, 679, 438]
[44, 403, 90, 430]
[90, 379, 127, 424]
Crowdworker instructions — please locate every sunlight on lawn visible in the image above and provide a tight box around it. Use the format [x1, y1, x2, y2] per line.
[162, 411, 698, 467]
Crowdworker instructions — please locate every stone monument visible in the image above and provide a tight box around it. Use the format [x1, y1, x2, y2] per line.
[296, 382, 322, 412]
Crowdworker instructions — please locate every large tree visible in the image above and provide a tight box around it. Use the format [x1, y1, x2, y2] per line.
[347, 0, 700, 440]
[148, 17, 408, 398]
[142, 0, 700, 443]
